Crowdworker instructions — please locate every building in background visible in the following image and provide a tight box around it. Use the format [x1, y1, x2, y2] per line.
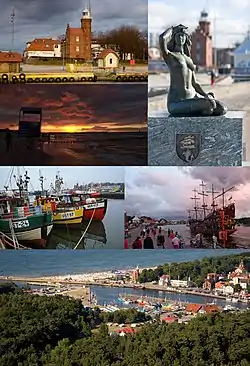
[65, 7, 92, 61]
[24, 38, 61, 60]
[97, 49, 119, 69]
[0, 51, 22, 72]
[191, 10, 213, 68]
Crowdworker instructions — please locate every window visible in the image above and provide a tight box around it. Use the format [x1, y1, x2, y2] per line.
[45, 44, 49, 48]
[76, 36, 80, 42]
[76, 46, 80, 52]
[55, 44, 58, 48]
[109, 58, 113, 64]
[196, 41, 200, 50]
[196, 53, 200, 61]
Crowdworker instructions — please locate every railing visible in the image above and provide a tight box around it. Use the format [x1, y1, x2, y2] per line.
[0, 205, 44, 219]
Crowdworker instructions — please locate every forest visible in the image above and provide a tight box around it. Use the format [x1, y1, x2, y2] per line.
[137, 252, 250, 287]
[0, 282, 250, 366]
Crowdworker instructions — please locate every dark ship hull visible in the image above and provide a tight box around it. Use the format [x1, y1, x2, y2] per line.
[189, 203, 236, 237]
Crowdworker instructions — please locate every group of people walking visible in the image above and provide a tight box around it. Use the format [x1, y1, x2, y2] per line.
[128, 226, 185, 249]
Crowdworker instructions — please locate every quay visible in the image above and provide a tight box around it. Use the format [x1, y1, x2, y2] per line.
[0, 275, 235, 302]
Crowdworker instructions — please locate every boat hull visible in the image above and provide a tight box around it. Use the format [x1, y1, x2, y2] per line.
[83, 199, 107, 221]
[0, 212, 53, 247]
[53, 207, 84, 226]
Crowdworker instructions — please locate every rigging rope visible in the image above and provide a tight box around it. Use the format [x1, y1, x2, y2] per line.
[73, 203, 97, 250]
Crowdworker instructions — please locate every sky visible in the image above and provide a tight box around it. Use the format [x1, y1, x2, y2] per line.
[149, 0, 250, 48]
[125, 167, 250, 219]
[0, 84, 147, 133]
[0, 0, 147, 52]
[0, 166, 124, 191]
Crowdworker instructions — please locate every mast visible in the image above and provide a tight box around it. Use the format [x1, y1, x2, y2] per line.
[10, 8, 15, 51]
[198, 181, 208, 219]
[39, 170, 44, 195]
[214, 186, 235, 207]
[207, 184, 219, 212]
[190, 189, 200, 220]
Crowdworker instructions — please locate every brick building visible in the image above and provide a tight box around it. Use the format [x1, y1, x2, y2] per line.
[191, 10, 213, 68]
[65, 7, 92, 61]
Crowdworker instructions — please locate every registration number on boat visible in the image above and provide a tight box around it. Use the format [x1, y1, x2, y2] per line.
[13, 220, 29, 229]
[61, 212, 75, 219]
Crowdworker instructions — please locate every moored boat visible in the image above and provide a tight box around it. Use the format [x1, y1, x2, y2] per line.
[0, 196, 53, 247]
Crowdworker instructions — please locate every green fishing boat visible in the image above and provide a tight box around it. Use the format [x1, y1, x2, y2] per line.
[0, 196, 53, 247]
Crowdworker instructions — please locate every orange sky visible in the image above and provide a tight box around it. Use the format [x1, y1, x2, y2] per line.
[0, 85, 147, 133]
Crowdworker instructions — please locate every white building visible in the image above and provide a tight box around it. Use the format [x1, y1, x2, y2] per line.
[159, 275, 170, 286]
[170, 280, 188, 288]
[24, 38, 62, 59]
[97, 48, 119, 69]
[223, 285, 234, 295]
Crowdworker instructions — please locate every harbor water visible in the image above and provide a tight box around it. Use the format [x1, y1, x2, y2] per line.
[91, 285, 249, 310]
[164, 224, 250, 249]
[0, 249, 248, 277]
[44, 199, 123, 249]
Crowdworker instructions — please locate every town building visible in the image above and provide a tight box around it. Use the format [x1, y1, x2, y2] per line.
[159, 275, 170, 286]
[23, 38, 61, 60]
[0, 51, 22, 73]
[162, 315, 178, 324]
[191, 10, 213, 68]
[65, 7, 92, 61]
[203, 279, 213, 291]
[97, 49, 119, 69]
[132, 266, 140, 282]
[170, 279, 189, 288]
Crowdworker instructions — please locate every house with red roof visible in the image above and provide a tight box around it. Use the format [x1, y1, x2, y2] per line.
[97, 48, 119, 69]
[24, 38, 61, 60]
[0, 51, 22, 73]
[185, 303, 202, 315]
[114, 327, 138, 336]
[162, 315, 178, 324]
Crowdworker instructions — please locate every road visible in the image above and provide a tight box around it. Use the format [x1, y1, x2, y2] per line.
[148, 73, 250, 163]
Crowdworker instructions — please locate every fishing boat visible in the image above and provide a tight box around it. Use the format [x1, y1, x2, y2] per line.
[0, 170, 53, 247]
[67, 190, 107, 221]
[188, 182, 237, 244]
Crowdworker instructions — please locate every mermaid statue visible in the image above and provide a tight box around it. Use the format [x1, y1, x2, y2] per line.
[159, 24, 227, 117]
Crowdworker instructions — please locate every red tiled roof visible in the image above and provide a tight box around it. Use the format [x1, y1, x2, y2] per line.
[26, 39, 61, 52]
[115, 327, 135, 334]
[0, 51, 22, 63]
[185, 304, 202, 313]
[97, 48, 118, 59]
[215, 282, 225, 288]
[162, 316, 178, 323]
[203, 305, 221, 313]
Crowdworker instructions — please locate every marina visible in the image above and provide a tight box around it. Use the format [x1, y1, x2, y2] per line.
[0, 167, 124, 249]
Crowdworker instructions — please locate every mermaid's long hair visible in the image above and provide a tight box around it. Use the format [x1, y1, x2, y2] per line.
[167, 25, 192, 57]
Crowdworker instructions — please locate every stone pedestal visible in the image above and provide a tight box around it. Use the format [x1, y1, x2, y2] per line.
[148, 111, 244, 166]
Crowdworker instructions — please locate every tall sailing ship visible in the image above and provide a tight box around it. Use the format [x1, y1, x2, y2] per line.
[188, 181, 237, 241]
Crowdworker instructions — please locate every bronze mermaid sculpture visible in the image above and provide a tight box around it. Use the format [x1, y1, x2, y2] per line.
[159, 24, 227, 117]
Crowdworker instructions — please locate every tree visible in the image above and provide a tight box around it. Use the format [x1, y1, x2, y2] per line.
[234, 284, 242, 293]
[96, 26, 147, 60]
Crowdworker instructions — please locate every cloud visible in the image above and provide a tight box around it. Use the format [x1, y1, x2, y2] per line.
[149, 0, 249, 47]
[125, 167, 250, 218]
[0, 84, 146, 132]
[0, 0, 147, 52]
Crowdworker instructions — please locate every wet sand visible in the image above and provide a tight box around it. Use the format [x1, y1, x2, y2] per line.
[0, 132, 147, 165]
